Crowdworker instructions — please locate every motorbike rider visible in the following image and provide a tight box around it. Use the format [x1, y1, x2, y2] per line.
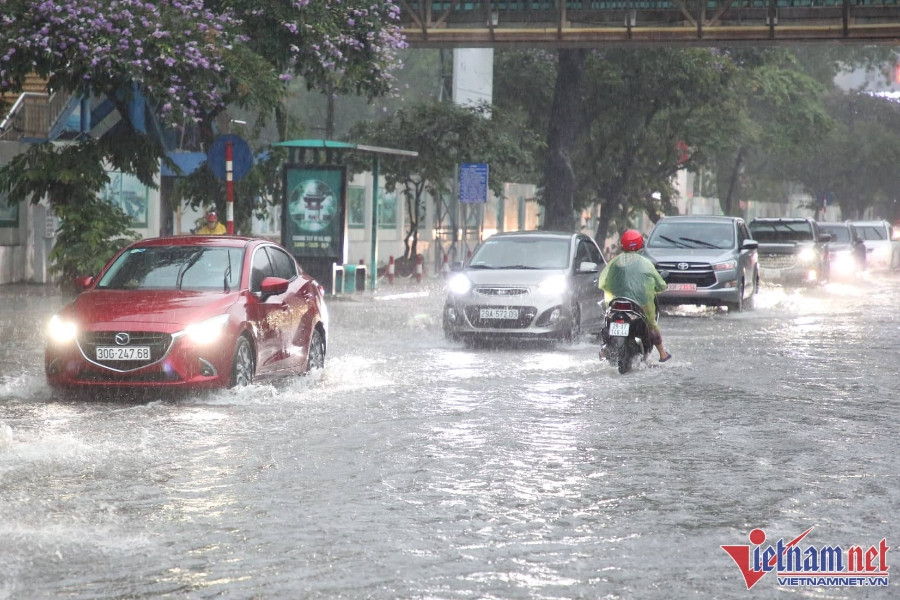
[597, 229, 672, 363]
[195, 210, 226, 235]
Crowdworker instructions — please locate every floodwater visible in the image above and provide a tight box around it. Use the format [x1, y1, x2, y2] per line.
[1, 273, 898, 599]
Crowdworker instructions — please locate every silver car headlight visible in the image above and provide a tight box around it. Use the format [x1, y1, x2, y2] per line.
[184, 314, 230, 345]
[47, 314, 77, 344]
[448, 274, 472, 295]
[536, 274, 568, 294]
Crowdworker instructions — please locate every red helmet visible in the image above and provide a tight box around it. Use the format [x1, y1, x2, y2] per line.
[206, 211, 218, 223]
[620, 229, 644, 252]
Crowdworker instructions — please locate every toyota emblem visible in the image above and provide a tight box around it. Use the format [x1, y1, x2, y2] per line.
[677, 262, 690, 271]
[115, 332, 130, 345]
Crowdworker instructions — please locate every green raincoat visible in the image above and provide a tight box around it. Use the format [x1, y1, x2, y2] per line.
[597, 252, 667, 330]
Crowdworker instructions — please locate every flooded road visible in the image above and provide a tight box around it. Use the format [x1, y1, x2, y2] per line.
[1, 274, 898, 599]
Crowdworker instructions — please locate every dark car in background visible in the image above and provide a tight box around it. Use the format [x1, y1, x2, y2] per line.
[442, 231, 606, 342]
[642, 215, 759, 312]
[749, 217, 832, 285]
[817, 221, 866, 279]
[45, 236, 328, 392]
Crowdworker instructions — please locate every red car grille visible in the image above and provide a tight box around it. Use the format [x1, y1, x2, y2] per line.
[77, 331, 174, 372]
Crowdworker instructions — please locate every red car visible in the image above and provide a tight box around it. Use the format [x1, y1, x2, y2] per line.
[45, 236, 327, 391]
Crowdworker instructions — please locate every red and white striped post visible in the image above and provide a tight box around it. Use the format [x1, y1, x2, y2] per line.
[415, 254, 423, 284]
[387, 255, 395, 285]
[225, 140, 234, 235]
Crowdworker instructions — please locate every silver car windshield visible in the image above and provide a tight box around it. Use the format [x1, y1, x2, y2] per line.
[469, 238, 571, 270]
[648, 222, 735, 250]
[97, 246, 245, 291]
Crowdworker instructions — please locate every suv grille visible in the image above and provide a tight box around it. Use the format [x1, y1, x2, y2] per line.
[78, 331, 174, 372]
[759, 254, 797, 269]
[655, 262, 717, 287]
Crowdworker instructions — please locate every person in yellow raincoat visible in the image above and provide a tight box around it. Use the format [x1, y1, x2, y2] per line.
[195, 210, 226, 235]
[597, 229, 672, 363]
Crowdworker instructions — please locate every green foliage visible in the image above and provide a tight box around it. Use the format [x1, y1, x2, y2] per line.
[49, 199, 140, 292]
[345, 101, 535, 259]
[791, 90, 900, 220]
[174, 147, 289, 234]
[0, 141, 141, 289]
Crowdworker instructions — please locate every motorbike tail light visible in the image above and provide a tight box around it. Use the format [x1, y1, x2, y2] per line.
[611, 300, 634, 311]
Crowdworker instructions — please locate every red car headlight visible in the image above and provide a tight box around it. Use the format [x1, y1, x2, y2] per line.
[47, 314, 78, 344]
[184, 314, 230, 345]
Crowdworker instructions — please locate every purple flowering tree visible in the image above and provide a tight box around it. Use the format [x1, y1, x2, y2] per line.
[0, 0, 405, 282]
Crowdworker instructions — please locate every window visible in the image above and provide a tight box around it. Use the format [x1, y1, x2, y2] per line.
[0, 192, 18, 228]
[348, 186, 366, 229]
[265, 246, 297, 281]
[251, 248, 274, 292]
[101, 171, 149, 227]
[378, 190, 398, 229]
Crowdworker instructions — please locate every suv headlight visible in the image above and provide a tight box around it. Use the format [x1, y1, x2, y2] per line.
[447, 274, 472, 295]
[714, 260, 736, 271]
[798, 248, 817, 263]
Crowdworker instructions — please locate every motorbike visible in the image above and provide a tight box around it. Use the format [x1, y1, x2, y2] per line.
[599, 297, 658, 374]
[599, 270, 666, 374]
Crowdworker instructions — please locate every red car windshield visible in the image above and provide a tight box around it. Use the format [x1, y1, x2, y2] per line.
[97, 246, 245, 291]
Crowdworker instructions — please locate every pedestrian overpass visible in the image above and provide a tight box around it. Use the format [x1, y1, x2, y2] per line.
[399, 0, 900, 47]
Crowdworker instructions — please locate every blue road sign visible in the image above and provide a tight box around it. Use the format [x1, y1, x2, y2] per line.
[459, 163, 488, 204]
[208, 134, 253, 181]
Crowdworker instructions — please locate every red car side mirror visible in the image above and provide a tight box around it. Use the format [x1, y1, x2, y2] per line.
[260, 276, 289, 296]
[74, 276, 94, 291]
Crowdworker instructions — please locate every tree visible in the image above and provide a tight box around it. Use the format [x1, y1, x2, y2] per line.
[706, 47, 832, 217]
[346, 101, 534, 260]
[498, 47, 740, 244]
[792, 90, 900, 220]
[0, 0, 405, 279]
[578, 48, 738, 243]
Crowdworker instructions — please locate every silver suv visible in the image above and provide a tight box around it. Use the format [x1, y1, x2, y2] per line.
[643, 215, 759, 312]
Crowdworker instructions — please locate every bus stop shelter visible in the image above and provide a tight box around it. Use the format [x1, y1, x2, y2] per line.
[272, 139, 418, 291]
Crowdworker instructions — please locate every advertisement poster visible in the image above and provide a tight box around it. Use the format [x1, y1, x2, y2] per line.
[283, 166, 346, 260]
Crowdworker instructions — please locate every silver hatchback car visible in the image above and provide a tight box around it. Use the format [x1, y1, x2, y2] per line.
[442, 232, 607, 342]
[642, 215, 759, 312]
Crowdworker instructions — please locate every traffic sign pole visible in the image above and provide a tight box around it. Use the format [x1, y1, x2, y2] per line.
[226, 140, 234, 235]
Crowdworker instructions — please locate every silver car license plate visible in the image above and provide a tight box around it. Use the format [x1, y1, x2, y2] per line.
[609, 322, 629, 336]
[479, 308, 518, 319]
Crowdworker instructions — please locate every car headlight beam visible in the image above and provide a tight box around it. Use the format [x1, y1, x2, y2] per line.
[448, 274, 472, 295]
[798, 248, 817, 263]
[536, 274, 568, 294]
[47, 314, 77, 344]
[184, 314, 230, 345]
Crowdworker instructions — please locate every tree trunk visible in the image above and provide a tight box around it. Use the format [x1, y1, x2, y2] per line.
[720, 147, 744, 217]
[542, 48, 586, 232]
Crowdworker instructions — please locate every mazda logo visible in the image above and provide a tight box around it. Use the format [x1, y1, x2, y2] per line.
[677, 262, 690, 270]
[115, 332, 130, 346]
